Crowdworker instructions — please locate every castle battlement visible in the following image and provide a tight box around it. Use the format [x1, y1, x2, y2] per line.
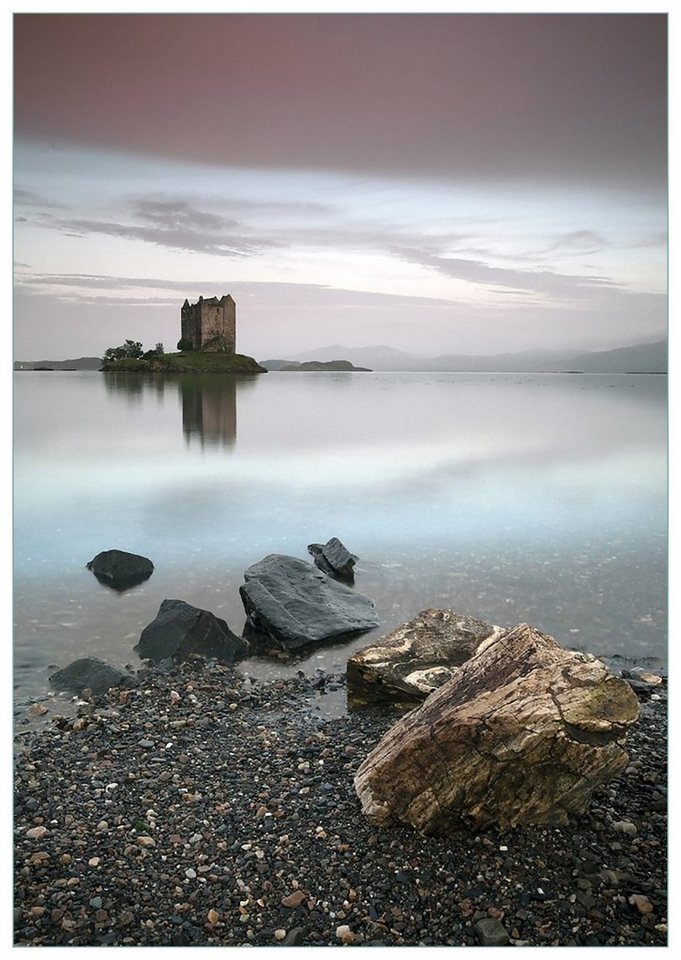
[181, 295, 236, 353]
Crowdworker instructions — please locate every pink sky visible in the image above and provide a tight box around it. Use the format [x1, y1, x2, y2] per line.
[13, 13, 667, 359]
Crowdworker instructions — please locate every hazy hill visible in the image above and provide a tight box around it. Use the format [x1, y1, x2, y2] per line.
[14, 356, 102, 370]
[284, 340, 667, 373]
[564, 341, 667, 374]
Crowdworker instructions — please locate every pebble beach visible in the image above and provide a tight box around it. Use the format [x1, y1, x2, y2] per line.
[14, 660, 667, 947]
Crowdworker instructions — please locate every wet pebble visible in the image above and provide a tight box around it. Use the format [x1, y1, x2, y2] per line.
[13, 659, 667, 947]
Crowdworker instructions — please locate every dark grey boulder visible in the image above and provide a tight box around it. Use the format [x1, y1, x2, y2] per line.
[307, 537, 357, 581]
[49, 657, 138, 696]
[239, 554, 379, 651]
[87, 549, 154, 590]
[135, 599, 249, 663]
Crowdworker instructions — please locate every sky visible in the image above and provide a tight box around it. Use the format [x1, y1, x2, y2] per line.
[12, 10, 668, 360]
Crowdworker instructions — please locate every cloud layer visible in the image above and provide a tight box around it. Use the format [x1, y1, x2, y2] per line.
[14, 14, 666, 190]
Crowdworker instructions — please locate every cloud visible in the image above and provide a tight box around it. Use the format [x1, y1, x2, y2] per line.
[52, 295, 180, 307]
[13, 186, 64, 209]
[14, 272, 196, 292]
[14, 14, 667, 191]
[133, 198, 230, 232]
[13, 270, 462, 310]
[48, 199, 278, 257]
[547, 230, 609, 253]
[390, 245, 620, 300]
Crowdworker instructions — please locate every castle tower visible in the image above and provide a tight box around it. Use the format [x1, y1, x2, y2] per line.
[180, 294, 236, 353]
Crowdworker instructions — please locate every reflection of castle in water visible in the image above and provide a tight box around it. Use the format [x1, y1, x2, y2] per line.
[102, 372, 258, 448]
[181, 377, 236, 448]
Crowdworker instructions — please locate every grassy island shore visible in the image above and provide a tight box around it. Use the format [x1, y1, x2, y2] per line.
[100, 353, 267, 374]
[14, 660, 666, 947]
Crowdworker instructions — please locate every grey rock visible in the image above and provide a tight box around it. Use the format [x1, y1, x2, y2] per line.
[348, 609, 503, 706]
[625, 679, 658, 701]
[474, 918, 510, 946]
[135, 599, 248, 664]
[49, 657, 138, 696]
[613, 820, 638, 836]
[86, 549, 154, 590]
[307, 538, 357, 580]
[282, 926, 307, 946]
[239, 554, 379, 651]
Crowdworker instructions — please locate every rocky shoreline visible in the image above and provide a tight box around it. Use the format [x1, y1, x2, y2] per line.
[14, 660, 667, 947]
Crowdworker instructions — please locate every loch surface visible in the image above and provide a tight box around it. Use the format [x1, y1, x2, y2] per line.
[13, 370, 667, 706]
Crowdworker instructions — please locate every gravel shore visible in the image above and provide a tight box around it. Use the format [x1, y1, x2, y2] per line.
[14, 660, 667, 947]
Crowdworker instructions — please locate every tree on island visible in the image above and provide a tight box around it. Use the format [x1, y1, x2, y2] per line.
[102, 340, 164, 362]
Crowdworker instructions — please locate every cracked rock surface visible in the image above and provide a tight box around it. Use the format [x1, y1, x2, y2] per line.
[354, 624, 640, 832]
[347, 608, 503, 706]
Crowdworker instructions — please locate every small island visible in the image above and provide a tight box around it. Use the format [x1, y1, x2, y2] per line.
[100, 295, 267, 374]
[280, 360, 372, 372]
[100, 351, 267, 374]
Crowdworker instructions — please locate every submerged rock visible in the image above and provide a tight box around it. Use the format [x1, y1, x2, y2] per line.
[347, 608, 503, 705]
[354, 623, 640, 833]
[620, 668, 665, 701]
[307, 538, 357, 581]
[135, 599, 248, 663]
[239, 554, 379, 651]
[87, 549, 154, 590]
[49, 657, 138, 696]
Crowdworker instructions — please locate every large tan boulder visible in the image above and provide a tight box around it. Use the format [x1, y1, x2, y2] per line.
[347, 609, 503, 706]
[354, 623, 640, 832]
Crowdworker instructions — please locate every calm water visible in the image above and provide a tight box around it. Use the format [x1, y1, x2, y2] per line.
[13, 370, 667, 711]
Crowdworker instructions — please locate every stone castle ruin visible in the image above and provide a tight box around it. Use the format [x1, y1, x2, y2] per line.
[180, 294, 235, 353]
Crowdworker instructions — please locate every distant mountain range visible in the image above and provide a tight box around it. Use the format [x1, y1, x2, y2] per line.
[14, 340, 667, 374]
[261, 340, 667, 374]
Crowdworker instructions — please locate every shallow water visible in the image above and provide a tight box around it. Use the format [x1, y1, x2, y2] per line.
[13, 370, 667, 709]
